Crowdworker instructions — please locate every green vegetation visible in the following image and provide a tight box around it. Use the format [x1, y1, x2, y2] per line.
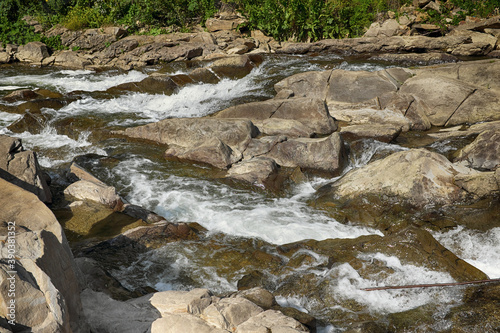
[1, 0, 500, 49]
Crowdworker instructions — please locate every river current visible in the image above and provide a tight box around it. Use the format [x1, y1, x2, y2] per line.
[1, 56, 499, 331]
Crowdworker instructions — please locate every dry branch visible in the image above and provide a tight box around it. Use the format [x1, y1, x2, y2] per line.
[361, 278, 500, 291]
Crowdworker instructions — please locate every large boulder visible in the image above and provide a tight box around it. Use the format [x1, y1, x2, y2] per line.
[317, 149, 471, 208]
[0, 179, 88, 332]
[215, 98, 336, 137]
[0, 135, 51, 203]
[265, 133, 346, 175]
[120, 118, 258, 155]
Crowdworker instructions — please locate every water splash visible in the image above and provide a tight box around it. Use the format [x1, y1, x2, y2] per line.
[433, 226, 500, 278]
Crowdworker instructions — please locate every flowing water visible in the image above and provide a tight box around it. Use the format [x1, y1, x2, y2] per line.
[1, 56, 498, 331]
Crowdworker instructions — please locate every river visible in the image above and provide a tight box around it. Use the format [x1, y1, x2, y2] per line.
[1, 55, 499, 331]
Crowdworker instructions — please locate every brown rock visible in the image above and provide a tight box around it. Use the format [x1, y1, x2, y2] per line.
[340, 124, 402, 143]
[209, 55, 255, 79]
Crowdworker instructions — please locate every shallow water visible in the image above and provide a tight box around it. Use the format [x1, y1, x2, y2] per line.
[0, 55, 495, 330]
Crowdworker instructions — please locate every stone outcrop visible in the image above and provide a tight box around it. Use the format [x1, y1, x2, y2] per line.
[0, 135, 52, 203]
[81, 287, 308, 333]
[0, 179, 88, 332]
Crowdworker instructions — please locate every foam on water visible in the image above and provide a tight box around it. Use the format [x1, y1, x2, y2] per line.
[433, 226, 500, 278]
[116, 242, 237, 292]
[0, 112, 22, 128]
[0, 69, 148, 93]
[60, 69, 271, 125]
[328, 253, 460, 314]
[0, 126, 107, 168]
[112, 156, 383, 245]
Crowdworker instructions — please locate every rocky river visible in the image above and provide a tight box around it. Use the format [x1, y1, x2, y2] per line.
[1, 39, 500, 332]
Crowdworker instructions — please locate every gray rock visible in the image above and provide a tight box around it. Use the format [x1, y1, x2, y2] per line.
[226, 157, 279, 188]
[0, 179, 88, 332]
[455, 130, 500, 170]
[266, 133, 346, 175]
[0, 135, 52, 203]
[16, 42, 49, 63]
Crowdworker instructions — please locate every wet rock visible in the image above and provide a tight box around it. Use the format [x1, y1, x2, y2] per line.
[75, 257, 134, 301]
[16, 41, 49, 63]
[209, 55, 256, 79]
[119, 221, 202, 248]
[0, 135, 52, 203]
[455, 130, 500, 170]
[344, 321, 386, 333]
[7, 110, 49, 134]
[2, 89, 40, 102]
[314, 149, 470, 209]
[189, 67, 220, 84]
[265, 133, 346, 175]
[446, 281, 500, 332]
[118, 75, 179, 95]
[55, 200, 145, 243]
[340, 124, 402, 143]
[226, 156, 279, 188]
[0, 179, 88, 332]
